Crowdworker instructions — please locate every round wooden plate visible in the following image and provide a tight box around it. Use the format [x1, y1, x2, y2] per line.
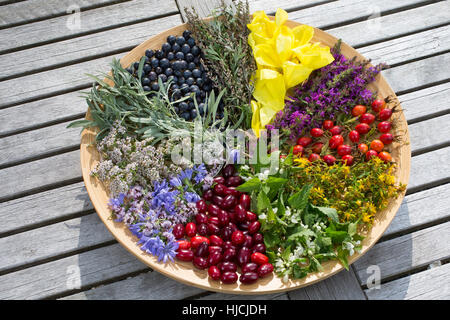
[80, 18, 411, 294]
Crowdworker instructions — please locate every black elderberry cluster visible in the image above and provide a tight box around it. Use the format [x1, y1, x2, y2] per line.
[127, 30, 224, 121]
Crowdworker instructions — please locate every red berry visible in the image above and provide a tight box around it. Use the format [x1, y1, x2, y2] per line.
[251, 252, 269, 265]
[195, 213, 208, 225]
[329, 126, 343, 136]
[203, 189, 214, 201]
[355, 123, 371, 134]
[378, 151, 392, 162]
[190, 236, 210, 249]
[248, 221, 261, 234]
[231, 230, 245, 245]
[323, 154, 336, 165]
[352, 105, 367, 117]
[297, 137, 312, 147]
[371, 99, 386, 113]
[341, 154, 354, 166]
[380, 133, 394, 145]
[310, 128, 324, 137]
[209, 235, 224, 247]
[207, 251, 223, 266]
[197, 223, 208, 236]
[239, 194, 251, 210]
[252, 243, 266, 254]
[221, 271, 238, 284]
[213, 176, 225, 184]
[226, 176, 243, 187]
[185, 222, 197, 237]
[195, 241, 209, 257]
[242, 234, 254, 248]
[222, 164, 236, 178]
[329, 135, 344, 149]
[222, 194, 237, 209]
[293, 145, 304, 156]
[242, 262, 259, 273]
[208, 266, 221, 280]
[208, 216, 219, 225]
[172, 223, 185, 239]
[257, 263, 274, 278]
[358, 143, 369, 154]
[253, 233, 264, 244]
[176, 240, 191, 250]
[176, 249, 194, 262]
[240, 272, 259, 284]
[234, 204, 247, 222]
[237, 247, 252, 266]
[207, 223, 220, 235]
[208, 204, 221, 216]
[370, 139, 384, 153]
[349, 130, 360, 143]
[323, 120, 334, 130]
[360, 113, 376, 125]
[214, 183, 226, 196]
[219, 261, 238, 273]
[308, 153, 321, 162]
[337, 144, 352, 156]
[246, 211, 257, 222]
[366, 150, 378, 161]
[311, 142, 324, 154]
[378, 108, 393, 121]
[193, 256, 209, 270]
[378, 121, 391, 133]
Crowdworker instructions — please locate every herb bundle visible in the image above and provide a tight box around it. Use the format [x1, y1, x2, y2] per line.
[184, 0, 256, 129]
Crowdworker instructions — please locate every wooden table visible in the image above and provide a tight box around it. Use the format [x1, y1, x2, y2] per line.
[0, 0, 449, 300]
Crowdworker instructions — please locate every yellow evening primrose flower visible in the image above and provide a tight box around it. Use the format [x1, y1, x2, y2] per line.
[248, 8, 335, 137]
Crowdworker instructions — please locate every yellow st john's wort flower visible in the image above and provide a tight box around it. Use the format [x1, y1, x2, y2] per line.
[248, 8, 334, 137]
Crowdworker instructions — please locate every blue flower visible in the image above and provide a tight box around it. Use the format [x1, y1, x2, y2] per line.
[169, 176, 182, 187]
[129, 222, 145, 238]
[184, 191, 200, 203]
[108, 193, 126, 211]
[179, 168, 193, 182]
[155, 239, 179, 263]
[139, 235, 165, 256]
[193, 164, 208, 183]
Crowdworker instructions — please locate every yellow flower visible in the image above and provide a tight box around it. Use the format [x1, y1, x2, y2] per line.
[294, 157, 310, 167]
[248, 8, 334, 137]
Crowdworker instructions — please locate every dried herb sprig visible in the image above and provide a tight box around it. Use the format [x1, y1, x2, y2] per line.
[184, 0, 256, 130]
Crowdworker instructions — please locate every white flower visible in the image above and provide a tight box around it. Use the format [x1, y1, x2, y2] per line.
[241, 165, 250, 171]
[282, 274, 289, 284]
[257, 169, 270, 181]
[259, 213, 267, 220]
[343, 241, 355, 256]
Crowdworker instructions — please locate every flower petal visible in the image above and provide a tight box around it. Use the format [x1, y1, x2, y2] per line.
[275, 8, 288, 26]
[274, 25, 294, 62]
[251, 100, 262, 137]
[253, 44, 282, 68]
[282, 61, 313, 88]
[292, 24, 314, 47]
[293, 43, 335, 70]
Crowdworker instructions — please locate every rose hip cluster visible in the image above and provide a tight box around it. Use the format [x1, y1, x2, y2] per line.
[172, 164, 274, 285]
[290, 98, 395, 166]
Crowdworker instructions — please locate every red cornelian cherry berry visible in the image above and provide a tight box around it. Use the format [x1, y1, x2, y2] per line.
[323, 120, 334, 130]
[310, 128, 324, 137]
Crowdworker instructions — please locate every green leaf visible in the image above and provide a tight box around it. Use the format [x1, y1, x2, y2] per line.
[266, 176, 287, 201]
[292, 264, 308, 279]
[337, 247, 349, 270]
[235, 178, 261, 192]
[263, 231, 278, 248]
[66, 119, 93, 129]
[256, 190, 271, 215]
[326, 228, 349, 244]
[348, 222, 358, 236]
[288, 184, 313, 210]
[287, 228, 315, 242]
[310, 204, 339, 223]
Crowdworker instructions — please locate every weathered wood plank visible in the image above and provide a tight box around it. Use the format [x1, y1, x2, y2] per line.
[0, 150, 81, 202]
[288, 268, 366, 300]
[381, 53, 450, 94]
[177, 0, 231, 21]
[354, 221, 450, 285]
[0, 213, 114, 274]
[0, 121, 80, 167]
[60, 270, 204, 300]
[0, 182, 92, 236]
[400, 82, 450, 123]
[0, 15, 183, 81]
[0, 0, 127, 28]
[0, 243, 148, 300]
[408, 146, 450, 192]
[409, 114, 450, 154]
[0, 0, 179, 53]
[289, 0, 440, 31]
[0, 91, 86, 137]
[358, 24, 450, 66]
[384, 183, 450, 237]
[327, 1, 450, 48]
[365, 262, 450, 300]
[249, 0, 331, 14]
